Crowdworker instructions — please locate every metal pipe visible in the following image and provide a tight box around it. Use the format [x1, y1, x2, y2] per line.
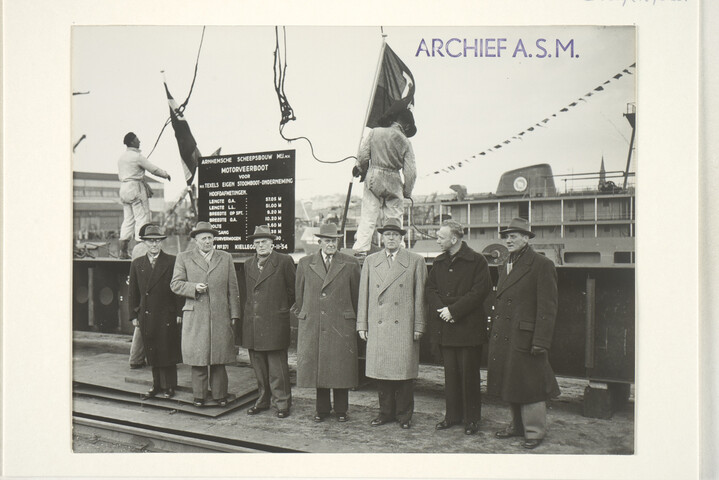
[584, 277, 596, 370]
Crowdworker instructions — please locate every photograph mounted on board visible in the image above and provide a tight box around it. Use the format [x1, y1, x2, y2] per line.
[71, 25, 636, 454]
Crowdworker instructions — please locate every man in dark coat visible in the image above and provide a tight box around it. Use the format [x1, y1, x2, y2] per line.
[128, 224, 183, 399]
[487, 217, 560, 449]
[293, 223, 361, 422]
[242, 225, 296, 418]
[426, 220, 492, 435]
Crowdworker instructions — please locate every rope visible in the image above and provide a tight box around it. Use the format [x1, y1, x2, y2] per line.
[273, 26, 356, 165]
[407, 197, 438, 240]
[146, 26, 206, 159]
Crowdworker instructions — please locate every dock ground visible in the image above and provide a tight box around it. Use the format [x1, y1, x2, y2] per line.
[73, 331, 634, 454]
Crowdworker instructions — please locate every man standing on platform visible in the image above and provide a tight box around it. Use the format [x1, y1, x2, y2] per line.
[242, 226, 296, 418]
[171, 221, 241, 407]
[488, 217, 560, 449]
[117, 132, 172, 259]
[426, 220, 492, 435]
[293, 224, 361, 422]
[351, 105, 417, 256]
[128, 225, 183, 400]
[357, 218, 426, 429]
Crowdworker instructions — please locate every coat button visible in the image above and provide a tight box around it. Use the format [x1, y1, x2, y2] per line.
[508, 299, 512, 304]
[378, 320, 383, 324]
[394, 302, 398, 306]
[394, 320, 398, 324]
[322, 293, 327, 297]
[449, 269, 453, 272]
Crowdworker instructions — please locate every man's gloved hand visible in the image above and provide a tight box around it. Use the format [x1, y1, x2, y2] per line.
[352, 166, 362, 178]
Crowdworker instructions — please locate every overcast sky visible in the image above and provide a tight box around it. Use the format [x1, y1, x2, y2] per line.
[72, 25, 635, 202]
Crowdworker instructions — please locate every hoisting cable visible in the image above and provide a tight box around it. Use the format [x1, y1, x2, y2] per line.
[145, 26, 207, 159]
[273, 26, 356, 164]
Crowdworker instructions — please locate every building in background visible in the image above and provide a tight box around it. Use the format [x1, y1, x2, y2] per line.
[73, 171, 165, 241]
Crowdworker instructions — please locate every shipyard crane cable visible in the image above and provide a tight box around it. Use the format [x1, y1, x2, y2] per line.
[145, 26, 207, 160]
[273, 26, 357, 165]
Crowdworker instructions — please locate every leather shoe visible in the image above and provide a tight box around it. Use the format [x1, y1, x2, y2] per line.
[522, 438, 543, 449]
[370, 417, 391, 427]
[159, 389, 175, 399]
[464, 422, 478, 435]
[435, 419, 458, 430]
[193, 398, 205, 407]
[277, 410, 290, 418]
[313, 413, 326, 423]
[337, 414, 349, 423]
[247, 405, 268, 415]
[217, 398, 228, 407]
[400, 420, 411, 429]
[495, 429, 523, 439]
[130, 363, 145, 370]
[141, 388, 161, 400]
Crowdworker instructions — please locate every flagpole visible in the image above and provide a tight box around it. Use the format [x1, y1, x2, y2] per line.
[340, 32, 388, 249]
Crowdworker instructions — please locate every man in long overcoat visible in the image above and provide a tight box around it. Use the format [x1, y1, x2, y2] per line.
[487, 217, 560, 449]
[357, 218, 426, 429]
[293, 223, 361, 422]
[171, 221, 241, 407]
[128, 224, 183, 399]
[242, 225, 296, 418]
[426, 220, 492, 435]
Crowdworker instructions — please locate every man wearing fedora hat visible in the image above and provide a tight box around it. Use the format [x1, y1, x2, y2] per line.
[128, 224, 183, 400]
[171, 221, 241, 407]
[351, 103, 417, 255]
[357, 218, 427, 429]
[293, 223, 361, 422]
[242, 225, 296, 418]
[487, 217, 560, 449]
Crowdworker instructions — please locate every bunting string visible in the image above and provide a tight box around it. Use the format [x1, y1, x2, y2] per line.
[424, 62, 636, 177]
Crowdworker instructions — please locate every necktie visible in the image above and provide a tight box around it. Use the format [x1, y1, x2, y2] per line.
[507, 261, 513, 275]
[388, 253, 394, 268]
[325, 255, 332, 271]
[149, 255, 156, 269]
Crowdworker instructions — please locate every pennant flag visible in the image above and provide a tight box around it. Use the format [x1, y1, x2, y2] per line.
[594, 86, 605, 92]
[366, 43, 416, 128]
[165, 82, 201, 185]
[569, 102, 577, 107]
[613, 73, 623, 79]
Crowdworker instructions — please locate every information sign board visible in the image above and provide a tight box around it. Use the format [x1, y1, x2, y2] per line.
[197, 149, 295, 253]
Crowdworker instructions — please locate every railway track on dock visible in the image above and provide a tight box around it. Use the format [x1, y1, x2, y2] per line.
[73, 412, 305, 453]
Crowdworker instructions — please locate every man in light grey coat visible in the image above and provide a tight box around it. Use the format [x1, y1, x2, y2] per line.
[171, 221, 241, 407]
[357, 218, 427, 429]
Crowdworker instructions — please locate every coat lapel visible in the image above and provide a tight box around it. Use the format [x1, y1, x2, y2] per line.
[323, 253, 346, 289]
[378, 248, 408, 296]
[497, 248, 535, 296]
[255, 251, 277, 288]
[146, 251, 170, 290]
[190, 247, 210, 272]
[206, 249, 222, 275]
[309, 252, 327, 283]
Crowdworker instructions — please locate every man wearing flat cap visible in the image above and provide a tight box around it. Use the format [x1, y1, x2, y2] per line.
[242, 225, 296, 418]
[171, 221, 241, 407]
[352, 103, 417, 255]
[487, 217, 560, 449]
[117, 132, 172, 259]
[293, 224, 361, 422]
[128, 225, 183, 400]
[357, 218, 427, 429]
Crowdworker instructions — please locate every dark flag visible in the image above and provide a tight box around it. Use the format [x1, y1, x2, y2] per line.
[164, 82, 201, 185]
[366, 43, 415, 128]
